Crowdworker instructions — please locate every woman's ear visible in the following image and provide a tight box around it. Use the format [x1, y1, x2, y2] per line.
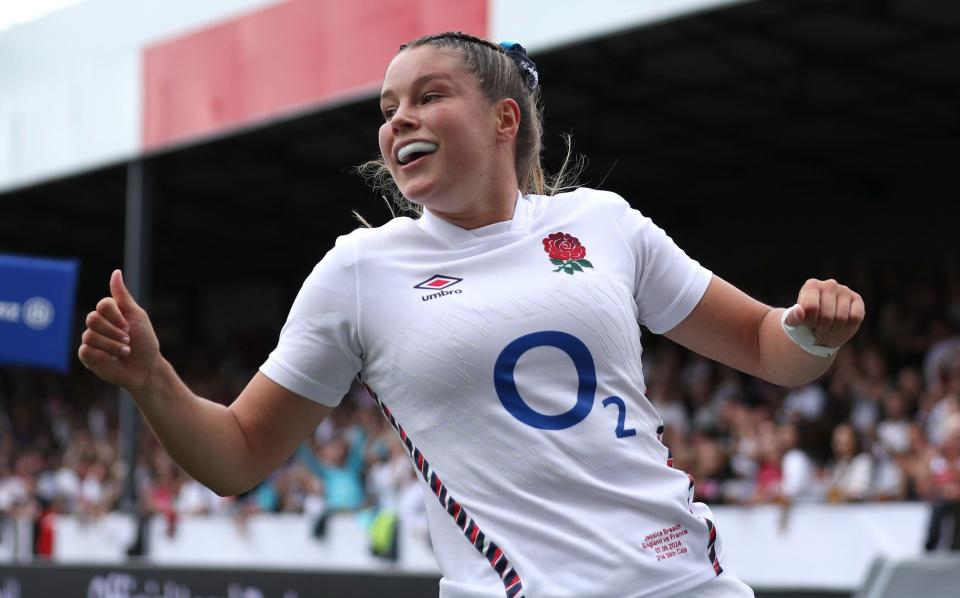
[495, 98, 521, 143]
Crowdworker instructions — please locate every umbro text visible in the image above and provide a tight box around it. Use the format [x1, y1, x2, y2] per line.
[422, 289, 463, 302]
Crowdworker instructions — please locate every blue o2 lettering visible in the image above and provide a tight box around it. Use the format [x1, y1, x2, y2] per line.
[602, 396, 637, 438]
[493, 330, 634, 438]
[494, 331, 595, 430]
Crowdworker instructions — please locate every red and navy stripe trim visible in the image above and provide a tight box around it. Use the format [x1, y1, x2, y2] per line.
[660, 424, 723, 577]
[362, 382, 525, 598]
[704, 517, 722, 575]
[685, 472, 723, 576]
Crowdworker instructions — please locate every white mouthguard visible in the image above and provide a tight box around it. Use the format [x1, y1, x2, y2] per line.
[398, 141, 438, 164]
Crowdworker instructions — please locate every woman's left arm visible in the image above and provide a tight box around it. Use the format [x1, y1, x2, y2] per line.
[664, 275, 865, 387]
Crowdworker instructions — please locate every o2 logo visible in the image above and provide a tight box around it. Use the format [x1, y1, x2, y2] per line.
[493, 331, 636, 439]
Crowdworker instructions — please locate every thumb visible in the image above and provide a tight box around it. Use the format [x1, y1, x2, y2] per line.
[784, 304, 806, 327]
[110, 269, 140, 312]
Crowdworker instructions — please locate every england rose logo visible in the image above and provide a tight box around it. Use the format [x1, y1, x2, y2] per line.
[542, 232, 594, 275]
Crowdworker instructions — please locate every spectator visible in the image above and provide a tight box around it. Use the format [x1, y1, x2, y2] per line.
[724, 401, 762, 504]
[877, 390, 913, 455]
[924, 414, 960, 551]
[299, 427, 366, 539]
[923, 318, 960, 390]
[925, 389, 959, 448]
[367, 432, 410, 512]
[897, 424, 936, 501]
[77, 459, 114, 518]
[779, 423, 819, 503]
[781, 383, 827, 423]
[300, 429, 366, 512]
[848, 348, 889, 435]
[897, 367, 924, 409]
[126, 448, 181, 557]
[825, 424, 872, 502]
[752, 421, 783, 503]
[178, 475, 232, 516]
[690, 434, 733, 504]
[281, 462, 325, 516]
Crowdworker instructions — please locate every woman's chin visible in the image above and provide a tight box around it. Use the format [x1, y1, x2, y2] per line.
[399, 183, 442, 209]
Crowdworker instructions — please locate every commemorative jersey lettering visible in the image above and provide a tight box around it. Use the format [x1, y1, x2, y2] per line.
[262, 189, 720, 598]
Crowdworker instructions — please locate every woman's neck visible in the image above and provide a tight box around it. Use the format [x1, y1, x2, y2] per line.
[425, 184, 519, 230]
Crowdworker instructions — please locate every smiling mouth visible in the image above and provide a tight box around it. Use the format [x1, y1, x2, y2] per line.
[397, 141, 439, 165]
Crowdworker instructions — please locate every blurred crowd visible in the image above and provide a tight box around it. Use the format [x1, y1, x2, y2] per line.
[1, 254, 958, 555]
[0, 370, 426, 559]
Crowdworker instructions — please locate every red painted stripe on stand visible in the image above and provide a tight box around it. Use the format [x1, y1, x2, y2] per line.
[143, 0, 487, 150]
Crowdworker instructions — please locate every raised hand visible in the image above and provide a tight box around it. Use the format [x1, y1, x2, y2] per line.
[784, 278, 865, 348]
[78, 269, 161, 392]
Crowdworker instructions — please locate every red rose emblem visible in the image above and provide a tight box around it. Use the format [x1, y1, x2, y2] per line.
[542, 232, 586, 261]
[542, 232, 593, 275]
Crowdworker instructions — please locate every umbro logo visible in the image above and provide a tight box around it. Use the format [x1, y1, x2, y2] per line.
[414, 275, 462, 290]
[415, 275, 463, 302]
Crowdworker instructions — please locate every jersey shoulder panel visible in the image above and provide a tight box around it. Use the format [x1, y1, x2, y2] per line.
[331, 216, 419, 253]
[531, 187, 650, 240]
[531, 186, 634, 215]
[339, 215, 447, 262]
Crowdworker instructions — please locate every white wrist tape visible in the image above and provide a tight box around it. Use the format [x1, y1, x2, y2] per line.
[780, 306, 838, 358]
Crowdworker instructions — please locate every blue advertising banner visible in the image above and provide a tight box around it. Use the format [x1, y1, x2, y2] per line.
[0, 253, 80, 372]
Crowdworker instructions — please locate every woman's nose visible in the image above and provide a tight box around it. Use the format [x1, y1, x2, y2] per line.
[391, 103, 418, 130]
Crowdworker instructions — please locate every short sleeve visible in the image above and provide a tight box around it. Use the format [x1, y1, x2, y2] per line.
[602, 192, 712, 334]
[259, 234, 363, 406]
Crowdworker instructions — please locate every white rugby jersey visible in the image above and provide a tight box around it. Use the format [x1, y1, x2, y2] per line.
[261, 188, 724, 598]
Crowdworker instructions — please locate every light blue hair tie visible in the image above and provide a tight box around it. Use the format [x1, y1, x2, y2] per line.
[498, 40, 539, 90]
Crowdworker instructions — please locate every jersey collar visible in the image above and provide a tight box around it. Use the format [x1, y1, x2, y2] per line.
[418, 191, 530, 245]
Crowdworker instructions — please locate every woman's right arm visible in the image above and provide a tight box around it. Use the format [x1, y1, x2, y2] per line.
[79, 270, 331, 496]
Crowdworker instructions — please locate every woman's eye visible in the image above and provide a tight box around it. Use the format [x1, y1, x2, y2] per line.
[422, 93, 440, 104]
[382, 108, 396, 121]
